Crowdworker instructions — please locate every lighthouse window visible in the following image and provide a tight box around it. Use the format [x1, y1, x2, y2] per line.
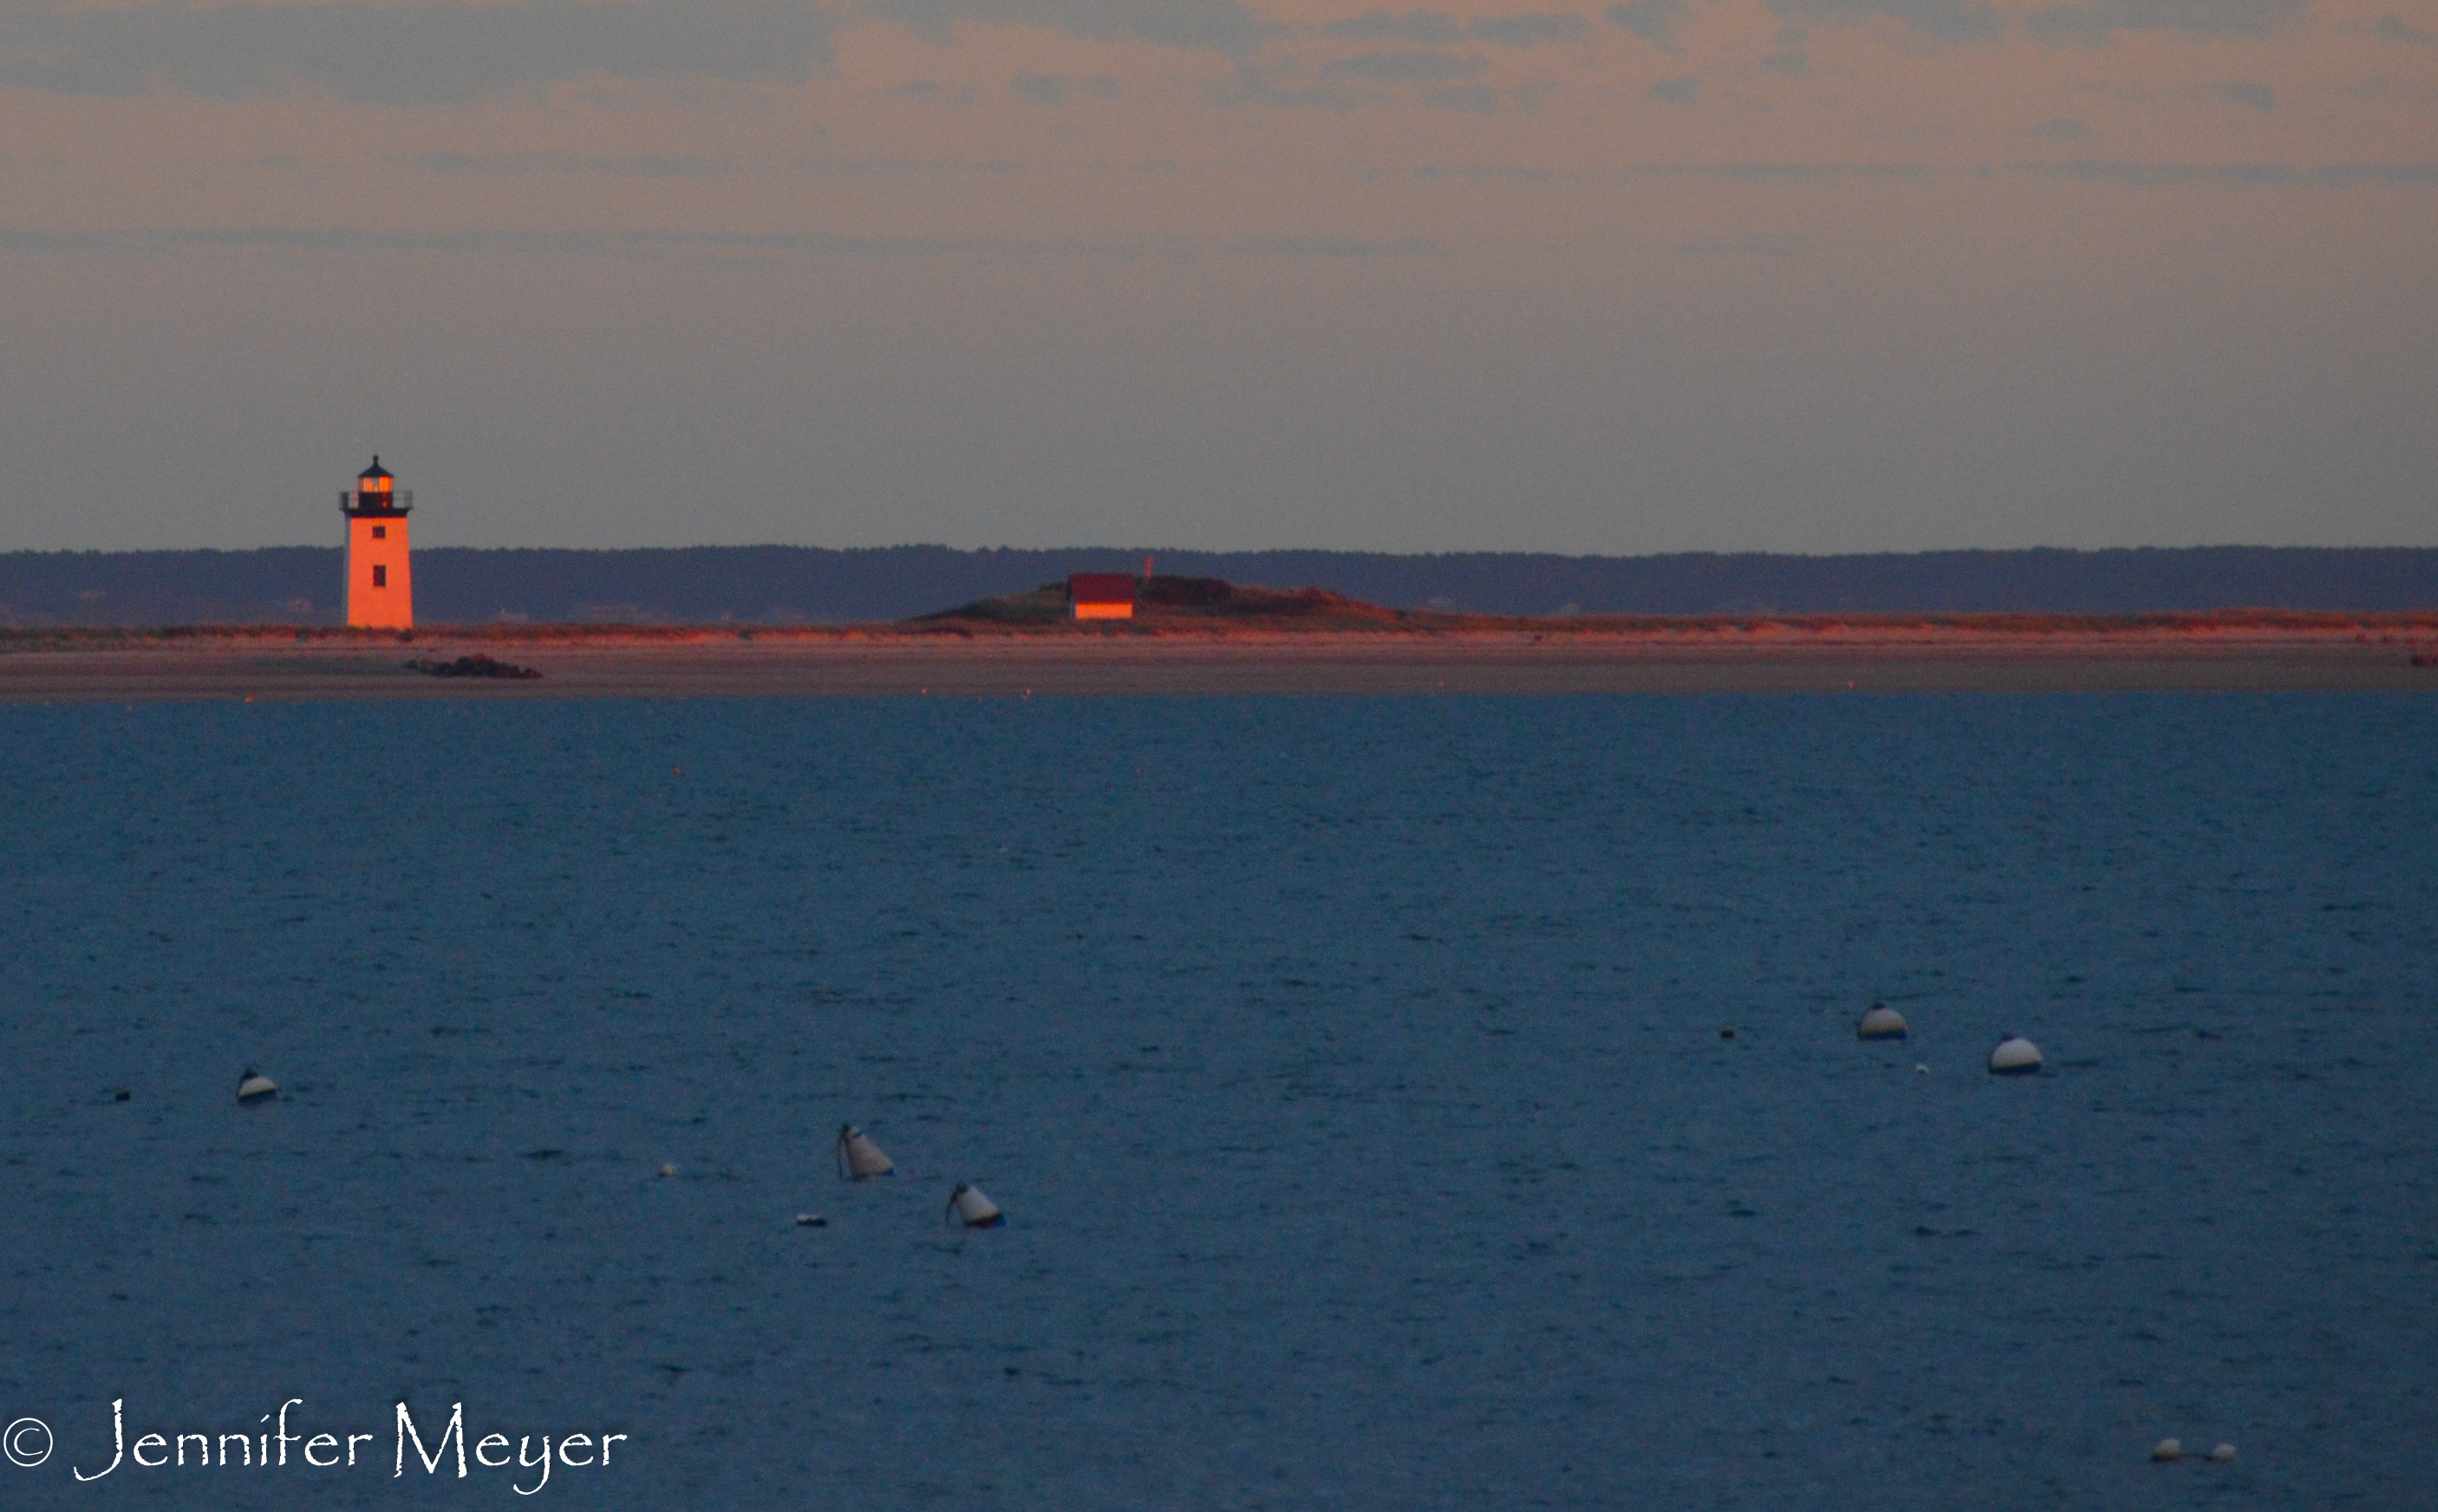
[373, 565, 388, 588]
[371, 526, 386, 539]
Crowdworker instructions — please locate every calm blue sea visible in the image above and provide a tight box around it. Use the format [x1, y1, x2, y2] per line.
[2, 694, 2434, 1509]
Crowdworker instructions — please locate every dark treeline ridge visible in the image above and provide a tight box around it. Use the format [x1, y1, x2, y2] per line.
[3, 544, 2435, 626]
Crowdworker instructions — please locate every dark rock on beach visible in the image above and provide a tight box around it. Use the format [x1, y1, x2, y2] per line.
[406, 653, 542, 680]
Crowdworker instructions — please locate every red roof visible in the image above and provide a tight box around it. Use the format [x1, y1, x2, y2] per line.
[1067, 573, 1138, 604]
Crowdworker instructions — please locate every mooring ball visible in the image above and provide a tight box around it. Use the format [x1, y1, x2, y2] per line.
[1857, 1004, 1909, 1040]
[1987, 1035, 2044, 1075]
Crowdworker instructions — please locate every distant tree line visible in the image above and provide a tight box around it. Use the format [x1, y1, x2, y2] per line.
[1, 544, 2434, 626]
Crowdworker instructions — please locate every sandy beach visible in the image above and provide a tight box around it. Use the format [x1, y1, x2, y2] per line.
[3, 616, 2435, 700]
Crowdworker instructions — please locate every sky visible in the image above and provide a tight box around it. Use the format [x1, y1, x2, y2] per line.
[0, 0, 2432, 552]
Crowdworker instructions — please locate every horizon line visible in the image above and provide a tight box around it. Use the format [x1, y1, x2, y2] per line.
[7, 543, 2438, 559]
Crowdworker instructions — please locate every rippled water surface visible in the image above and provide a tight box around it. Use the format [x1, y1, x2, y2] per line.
[3, 694, 2434, 1509]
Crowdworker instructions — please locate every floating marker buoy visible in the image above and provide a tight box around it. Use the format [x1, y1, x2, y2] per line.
[1718, 1026, 1736, 1040]
[2208, 1443, 2236, 1462]
[1913, 1064, 1930, 1075]
[236, 1069, 277, 1105]
[795, 1213, 827, 1228]
[657, 1163, 678, 1178]
[836, 1124, 895, 1181]
[1857, 1002, 1908, 1040]
[113, 1087, 131, 1102]
[2150, 1438, 2183, 1463]
[1987, 1035, 2044, 1075]
[947, 1183, 1004, 1228]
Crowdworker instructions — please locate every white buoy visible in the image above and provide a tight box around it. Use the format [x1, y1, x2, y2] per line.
[794, 1213, 827, 1228]
[947, 1183, 1004, 1228]
[2150, 1437, 2183, 1462]
[236, 1069, 277, 1105]
[837, 1124, 895, 1181]
[1987, 1035, 2044, 1075]
[657, 1162, 678, 1178]
[2208, 1443, 2236, 1462]
[1913, 1064, 1930, 1075]
[1857, 1003, 1909, 1040]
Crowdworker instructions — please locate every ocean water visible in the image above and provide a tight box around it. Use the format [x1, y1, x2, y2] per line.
[1, 694, 2433, 1509]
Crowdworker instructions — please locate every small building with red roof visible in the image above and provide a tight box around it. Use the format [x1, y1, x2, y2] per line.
[1067, 572, 1138, 621]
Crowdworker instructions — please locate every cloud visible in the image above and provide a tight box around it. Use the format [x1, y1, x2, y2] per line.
[1228, 235, 1442, 256]
[1662, 231, 1818, 258]
[861, 0, 1277, 53]
[1628, 160, 1939, 180]
[1207, 61, 1368, 108]
[1326, 10, 1585, 47]
[2332, 72, 2438, 102]
[2377, 15, 2438, 46]
[2211, 79, 2275, 111]
[1603, 0, 1687, 49]
[2009, 160, 2438, 186]
[398, 151, 753, 178]
[1422, 83, 1501, 109]
[1760, 25, 1808, 74]
[397, 147, 1032, 177]
[1008, 70, 1118, 103]
[1326, 9, 1466, 43]
[791, 155, 1027, 175]
[2028, 115, 2089, 140]
[0, 224, 1450, 259]
[1646, 74, 1700, 103]
[0, 226, 1045, 257]
[1469, 12, 1588, 46]
[1704, 233, 1814, 257]
[1321, 48, 1488, 79]
[1359, 159, 2433, 187]
[1392, 161, 1564, 180]
[2023, 0, 2307, 48]
[0, 0, 835, 101]
[1766, 0, 2000, 44]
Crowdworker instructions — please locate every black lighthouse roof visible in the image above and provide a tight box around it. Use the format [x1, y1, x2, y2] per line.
[342, 455, 410, 517]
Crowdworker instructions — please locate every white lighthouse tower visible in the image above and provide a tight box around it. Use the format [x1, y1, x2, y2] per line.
[341, 456, 414, 629]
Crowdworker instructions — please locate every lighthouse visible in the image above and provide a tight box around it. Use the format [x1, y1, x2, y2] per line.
[341, 457, 414, 629]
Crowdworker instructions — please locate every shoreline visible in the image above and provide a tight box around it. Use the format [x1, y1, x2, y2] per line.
[3, 616, 2435, 699]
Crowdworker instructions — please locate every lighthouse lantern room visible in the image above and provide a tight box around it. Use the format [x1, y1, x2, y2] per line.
[341, 456, 414, 629]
